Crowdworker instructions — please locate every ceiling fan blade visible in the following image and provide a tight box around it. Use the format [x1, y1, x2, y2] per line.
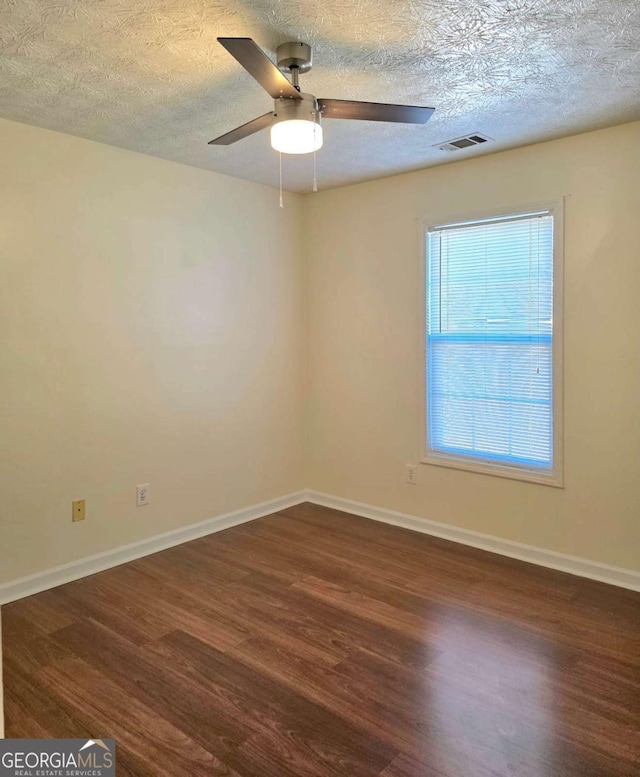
[318, 99, 434, 124]
[208, 112, 274, 145]
[218, 37, 301, 100]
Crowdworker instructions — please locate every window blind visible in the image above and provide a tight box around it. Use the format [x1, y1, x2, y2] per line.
[426, 211, 554, 471]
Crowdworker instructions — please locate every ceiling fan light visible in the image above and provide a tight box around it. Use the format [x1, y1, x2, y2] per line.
[270, 119, 323, 154]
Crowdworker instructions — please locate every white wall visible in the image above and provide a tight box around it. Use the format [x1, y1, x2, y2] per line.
[305, 122, 640, 571]
[0, 117, 305, 584]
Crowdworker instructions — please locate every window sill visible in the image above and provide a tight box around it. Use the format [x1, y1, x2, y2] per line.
[421, 452, 564, 488]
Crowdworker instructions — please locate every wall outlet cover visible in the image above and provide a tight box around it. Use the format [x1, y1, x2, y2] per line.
[137, 484, 150, 507]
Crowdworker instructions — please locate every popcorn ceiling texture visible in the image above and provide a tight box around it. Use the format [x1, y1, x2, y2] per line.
[1, 0, 638, 191]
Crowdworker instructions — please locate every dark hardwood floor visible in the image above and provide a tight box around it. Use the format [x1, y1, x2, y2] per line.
[2, 503, 639, 776]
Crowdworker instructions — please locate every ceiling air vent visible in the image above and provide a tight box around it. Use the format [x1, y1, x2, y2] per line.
[436, 133, 492, 152]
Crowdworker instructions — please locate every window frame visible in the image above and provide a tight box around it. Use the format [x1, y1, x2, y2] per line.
[420, 200, 564, 487]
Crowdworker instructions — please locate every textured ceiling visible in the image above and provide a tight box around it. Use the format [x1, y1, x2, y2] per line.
[1, 0, 639, 192]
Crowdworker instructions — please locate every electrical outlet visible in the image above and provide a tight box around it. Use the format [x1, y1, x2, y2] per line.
[137, 483, 150, 507]
[406, 465, 417, 485]
[72, 499, 86, 522]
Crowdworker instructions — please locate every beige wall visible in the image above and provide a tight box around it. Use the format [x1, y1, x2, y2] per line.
[1, 118, 638, 588]
[305, 122, 640, 571]
[0, 117, 304, 584]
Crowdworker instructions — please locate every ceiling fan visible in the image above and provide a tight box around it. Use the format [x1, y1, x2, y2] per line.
[209, 38, 435, 156]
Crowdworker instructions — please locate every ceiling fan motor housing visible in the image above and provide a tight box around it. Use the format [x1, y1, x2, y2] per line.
[276, 42, 313, 73]
[273, 92, 321, 126]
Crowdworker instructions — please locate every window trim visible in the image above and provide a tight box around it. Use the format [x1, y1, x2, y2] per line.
[419, 199, 564, 487]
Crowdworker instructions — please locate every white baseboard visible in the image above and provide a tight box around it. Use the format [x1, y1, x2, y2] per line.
[0, 491, 307, 606]
[1, 488, 638, 607]
[305, 490, 640, 592]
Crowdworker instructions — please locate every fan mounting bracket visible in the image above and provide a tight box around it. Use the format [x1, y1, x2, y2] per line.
[276, 42, 312, 74]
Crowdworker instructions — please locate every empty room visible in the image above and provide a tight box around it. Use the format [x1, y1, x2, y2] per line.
[0, 1, 639, 775]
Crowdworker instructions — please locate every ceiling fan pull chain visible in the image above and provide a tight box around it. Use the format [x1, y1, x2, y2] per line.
[313, 120, 318, 192]
[279, 151, 284, 208]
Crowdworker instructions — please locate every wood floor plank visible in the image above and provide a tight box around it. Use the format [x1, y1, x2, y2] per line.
[379, 753, 451, 777]
[0, 608, 76, 676]
[51, 618, 254, 761]
[35, 656, 232, 776]
[227, 634, 527, 777]
[149, 629, 400, 775]
[3, 503, 639, 777]
[41, 579, 172, 646]
[77, 564, 248, 652]
[2, 667, 80, 740]
[3, 588, 78, 634]
[238, 512, 639, 655]
[230, 513, 628, 661]
[229, 519, 482, 606]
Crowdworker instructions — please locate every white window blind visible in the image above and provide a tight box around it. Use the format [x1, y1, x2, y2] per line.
[426, 210, 556, 475]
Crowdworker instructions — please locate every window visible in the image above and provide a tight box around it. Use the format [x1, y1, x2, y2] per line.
[423, 203, 563, 485]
